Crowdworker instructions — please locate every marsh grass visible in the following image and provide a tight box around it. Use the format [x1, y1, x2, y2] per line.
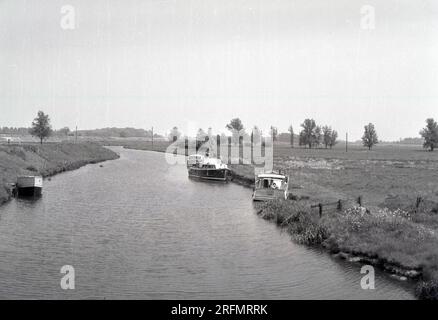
[323, 207, 438, 269]
[255, 200, 328, 245]
[416, 280, 438, 300]
[255, 198, 438, 299]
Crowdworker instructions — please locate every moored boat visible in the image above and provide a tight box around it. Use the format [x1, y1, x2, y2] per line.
[187, 154, 230, 181]
[252, 172, 289, 201]
[15, 176, 43, 197]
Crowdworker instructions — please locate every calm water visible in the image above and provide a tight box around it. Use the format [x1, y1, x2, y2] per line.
[0, 147, 415, 299]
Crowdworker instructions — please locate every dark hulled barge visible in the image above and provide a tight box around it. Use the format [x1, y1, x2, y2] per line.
[187, 154, 231, 181]
[13, 176, 43, 197]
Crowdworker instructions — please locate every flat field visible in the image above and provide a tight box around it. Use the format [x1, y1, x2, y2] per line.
[272, 143, 438, 211]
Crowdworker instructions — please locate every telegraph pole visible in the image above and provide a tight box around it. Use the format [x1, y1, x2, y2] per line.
[151, 126, 154, 149]
[75, 126, 78, 144]
[345, 132, 348, 153]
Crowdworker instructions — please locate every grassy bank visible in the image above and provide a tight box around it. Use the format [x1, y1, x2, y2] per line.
[0, 142, 119, 205]
[249, 144, 438, 300]
[254, 199, 438, 299]
[88, 138, 438, 298]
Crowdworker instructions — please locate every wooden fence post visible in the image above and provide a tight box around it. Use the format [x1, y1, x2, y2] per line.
[415, 196, 422, 213]
[337, 199, 342, 211]
[357, 196, 362, 207]
[318, 203, 323, 218]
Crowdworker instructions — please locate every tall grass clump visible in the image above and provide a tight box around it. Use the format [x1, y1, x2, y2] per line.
[323, 206, 438, 273]
[416, 280, 438, 300]
[254, 200, 328, 245]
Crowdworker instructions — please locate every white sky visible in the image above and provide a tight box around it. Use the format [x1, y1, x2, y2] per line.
[1, 0, 437, 140]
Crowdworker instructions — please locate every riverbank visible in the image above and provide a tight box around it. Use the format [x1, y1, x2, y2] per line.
[246, 144, 438, 300]
[0, 142, 120, 205]
[111, 140, 438, 299]
[253, 199, 438, 299]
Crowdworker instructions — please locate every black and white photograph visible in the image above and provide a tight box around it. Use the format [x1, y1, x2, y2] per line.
[0, 0, 438, 309]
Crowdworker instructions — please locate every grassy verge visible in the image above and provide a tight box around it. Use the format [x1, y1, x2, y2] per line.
[254, 199, 438, 299]
[87, 138, 438, 299]
[0, 142, 119, 205]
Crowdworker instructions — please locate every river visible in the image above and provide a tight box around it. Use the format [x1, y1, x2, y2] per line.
[0, 147, 415, 299]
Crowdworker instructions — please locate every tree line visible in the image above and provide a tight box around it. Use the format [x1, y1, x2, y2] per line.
[169, 117, 438, 152]
[5, 110, 438, 152]
[296, 119, 338, 149]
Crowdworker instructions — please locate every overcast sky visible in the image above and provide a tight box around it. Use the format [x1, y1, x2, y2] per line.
[1, 0, 437, 140]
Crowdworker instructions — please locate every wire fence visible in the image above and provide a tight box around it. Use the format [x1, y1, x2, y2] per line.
[310, 195, 425, 218]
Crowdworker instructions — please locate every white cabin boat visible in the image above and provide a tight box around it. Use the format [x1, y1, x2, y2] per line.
[16, 176, 43, 197]
[252, 172, 289, 201]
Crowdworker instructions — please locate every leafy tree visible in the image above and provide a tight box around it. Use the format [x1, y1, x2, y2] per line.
[251, 126, 262, 145]
[329, 130, 338, 149]
[29, 110, 52, 144]
[288, 125, 294, 148]
[226, 118, 244, 132]
[314, 126, 322, 147]
[196, 128, 207, 141]
[322, 126, 332, 148]
[226, 118, 244, 145]
[270, 126, 278, 142]
[196, 128, 207, 151]
[299, 119, 317, 148]
[57, 127, 70, 136]
[420, 118, 438, 151]
[169, 126, 181, 142]
[298, 131, 306, 147]
[362, 123, 378, 150]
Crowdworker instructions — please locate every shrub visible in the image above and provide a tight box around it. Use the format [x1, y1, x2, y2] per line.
[416, 280, 438, 300]
[255, 200, 328, 245]
[287, 211, 328, 245]
[26, 165, 38, 172]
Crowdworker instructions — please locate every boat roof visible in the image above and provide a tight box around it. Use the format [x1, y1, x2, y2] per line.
[203, 158, 222, 165]
[257, 173, 286, 179]
[188, 154, 221, 163]
[188, 154, 204, 158]
[17, 175, 42, 178]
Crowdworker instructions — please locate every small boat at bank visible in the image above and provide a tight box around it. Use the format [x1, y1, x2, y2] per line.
[14, 176, 43, 197]
[187, 154, 231, 181]
[252, 172, 289, 201]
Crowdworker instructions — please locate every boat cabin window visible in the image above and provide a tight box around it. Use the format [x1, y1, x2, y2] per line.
[257, 178, 285, 190]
